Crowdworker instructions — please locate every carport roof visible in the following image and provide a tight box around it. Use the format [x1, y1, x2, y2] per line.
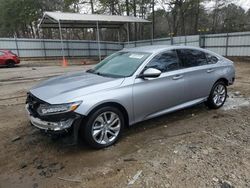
[39, 11, 150, 29]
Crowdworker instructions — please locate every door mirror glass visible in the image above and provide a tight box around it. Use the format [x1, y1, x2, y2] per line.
[140, 68, 161, 78]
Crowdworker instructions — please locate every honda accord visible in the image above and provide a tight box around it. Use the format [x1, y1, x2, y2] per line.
[26, 45, 235, 148]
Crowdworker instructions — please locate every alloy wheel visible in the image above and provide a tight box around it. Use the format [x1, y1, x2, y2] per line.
[91, 111, 121, 145]
[212, 84, 226, 106]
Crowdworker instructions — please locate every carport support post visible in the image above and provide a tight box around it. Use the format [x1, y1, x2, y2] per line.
[58, 20, 65, 62]
[14, 34, 20, 56]
[126, 23, 130, 44]
[96, 21, 101, 61]
[41, 29, 47, 58]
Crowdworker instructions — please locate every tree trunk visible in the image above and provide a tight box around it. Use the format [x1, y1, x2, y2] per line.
[110, 0, 115, 15]
[133, 0, 137, 41]
[126, 0, 129, 16]
[152, 0, 155, 39]
[172, 8, 178, 36]
[194, 0, 200, 34]
[90, 0, 94, 13]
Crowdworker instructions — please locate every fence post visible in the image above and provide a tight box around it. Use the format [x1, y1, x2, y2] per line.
[199, 35, 201, 47]
[42, 39, 46, 58]
[14, 36, 19, 56]
[105, 42, 108, 57]
[225, 33, 229, 57]
[88, 41, 90, 57]
[199, 34, 205, 48]
[66, 40, 70, 57]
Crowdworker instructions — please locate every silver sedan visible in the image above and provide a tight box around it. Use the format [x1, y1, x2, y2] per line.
[26, 45, 235, 148]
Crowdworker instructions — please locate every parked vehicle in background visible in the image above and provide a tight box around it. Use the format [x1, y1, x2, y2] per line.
[25, 45, 235, 149]
[0, 50, 20, 67]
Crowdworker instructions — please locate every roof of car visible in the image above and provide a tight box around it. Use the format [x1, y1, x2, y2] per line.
[122, 45, 206, 54]
[121, 45, 224, 59]
[0, 50, 9, 53]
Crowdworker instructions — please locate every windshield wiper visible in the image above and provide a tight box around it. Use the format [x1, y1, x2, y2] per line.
[86, 69, 124, 78]
[87, 69, 107, 77]
[86, 69, 103, 76]
[86, 69, 94, 73]
[95, 72, 109, 77]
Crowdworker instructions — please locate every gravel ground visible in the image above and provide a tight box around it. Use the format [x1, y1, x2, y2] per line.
[0, 60, 249, 188]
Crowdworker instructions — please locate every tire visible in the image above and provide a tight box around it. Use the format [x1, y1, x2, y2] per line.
[6, 60, 15, 68]
[82, 106, 125, 149]
[205, 81, 227, 109]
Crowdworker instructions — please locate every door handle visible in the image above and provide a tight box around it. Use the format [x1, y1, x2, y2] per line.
[207, 69, 215, 73]
[172, 75, 183, 80]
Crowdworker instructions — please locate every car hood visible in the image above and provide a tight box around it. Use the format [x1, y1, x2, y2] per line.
[29, 71, 124, 104]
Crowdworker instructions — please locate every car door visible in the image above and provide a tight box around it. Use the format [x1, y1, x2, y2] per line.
[176, 49, 218, 101]
[133, 50, 188, 122]
[0, 51, 4, 65]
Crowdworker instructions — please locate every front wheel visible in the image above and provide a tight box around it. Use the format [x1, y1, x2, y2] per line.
[82, 106, 124, 149]
[205, 81, 227, 109]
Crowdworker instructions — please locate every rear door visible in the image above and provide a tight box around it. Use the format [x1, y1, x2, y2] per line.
[176, 49, 217, 101]
[133, 50, 188, 121]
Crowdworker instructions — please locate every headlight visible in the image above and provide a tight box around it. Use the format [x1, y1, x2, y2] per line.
[37, 101, 82, 116]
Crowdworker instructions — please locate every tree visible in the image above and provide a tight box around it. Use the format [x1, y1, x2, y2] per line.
[0, 0, 42, 38]
[219, 4, 248, 33]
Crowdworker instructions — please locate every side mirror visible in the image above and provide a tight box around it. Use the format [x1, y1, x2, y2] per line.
[138, 68, 161, 79]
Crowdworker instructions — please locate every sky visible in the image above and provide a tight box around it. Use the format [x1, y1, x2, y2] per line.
[234, 0, 250, 10]
[204, 0, 250, 11]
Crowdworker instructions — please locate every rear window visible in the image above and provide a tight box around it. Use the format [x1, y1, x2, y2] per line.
[206, 53, 218, 64]
[177, 49, 207, 68]
[8, 51, 17, 56]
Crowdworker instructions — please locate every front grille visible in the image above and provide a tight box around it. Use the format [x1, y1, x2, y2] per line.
[26, 93, 46, 117]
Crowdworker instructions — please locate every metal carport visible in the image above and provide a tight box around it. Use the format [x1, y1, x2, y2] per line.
[39, 11, 151, 61]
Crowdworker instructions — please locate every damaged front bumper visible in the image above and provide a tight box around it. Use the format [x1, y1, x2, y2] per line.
[26, 105, 74, 131]
[25, 104, 83, 144]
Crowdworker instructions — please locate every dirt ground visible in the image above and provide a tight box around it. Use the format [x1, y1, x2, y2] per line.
[0, 59, 249, 188]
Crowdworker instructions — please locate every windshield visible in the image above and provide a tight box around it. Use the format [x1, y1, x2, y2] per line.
[88, 52, 151, 77]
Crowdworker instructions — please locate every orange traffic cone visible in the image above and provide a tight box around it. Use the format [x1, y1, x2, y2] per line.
[62, 57, 68, 67]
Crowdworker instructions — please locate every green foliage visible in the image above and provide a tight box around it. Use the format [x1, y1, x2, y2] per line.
[220, 4, 248, 32]
[0, 0, 40, 37]
[0, 0, 77, 37]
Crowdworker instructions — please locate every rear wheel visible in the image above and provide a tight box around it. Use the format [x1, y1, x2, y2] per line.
[205, 81, 227, 109]
[82, 106, 124, 149]
[6, 60, 15, 68]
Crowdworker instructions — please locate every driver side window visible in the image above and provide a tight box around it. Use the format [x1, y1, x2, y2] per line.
[146, 50, 179, 73]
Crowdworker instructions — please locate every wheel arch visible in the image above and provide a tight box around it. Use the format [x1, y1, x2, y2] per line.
[5, 59, 16, 64]
[207, 77, 229, 100]
[86, 102, 130, 127]
[215, 78, 229, 86]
